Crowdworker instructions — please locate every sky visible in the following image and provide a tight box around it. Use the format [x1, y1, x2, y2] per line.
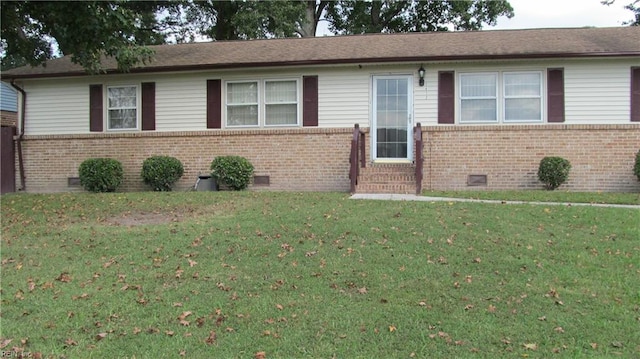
[489, 0, 634, 30]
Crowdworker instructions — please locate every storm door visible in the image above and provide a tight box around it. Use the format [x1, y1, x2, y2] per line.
[372, 76, 413, 161]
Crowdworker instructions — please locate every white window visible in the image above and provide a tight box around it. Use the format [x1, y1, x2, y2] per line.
[503, 72, 542, 122]
[226, 79, 299, 128]
[107, 86, 138, 130]
[460, 73, 498, 123]
[227, 81, 259, 126]
[265, 80, 298, 126]
[459, 71, 542, 123]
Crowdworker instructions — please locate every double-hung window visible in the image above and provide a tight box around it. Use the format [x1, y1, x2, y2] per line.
[459, 71, 542, 123]
[226, 79, 299, 128]
[107, 85, 138, 130]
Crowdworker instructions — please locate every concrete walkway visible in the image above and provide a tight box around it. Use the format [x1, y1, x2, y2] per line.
[350, 193, 640, 209]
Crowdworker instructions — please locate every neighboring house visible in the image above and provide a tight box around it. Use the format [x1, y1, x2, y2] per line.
[2, 26, 639, 193]
[1, 82, 18, 193]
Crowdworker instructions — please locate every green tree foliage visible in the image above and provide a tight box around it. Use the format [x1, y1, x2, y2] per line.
[325, 0, 514, 34]
[0, 1, 174, 73]
[179, 1, 307, 41]
[602, 0, 640, 26]
[2, 0, 514, 73]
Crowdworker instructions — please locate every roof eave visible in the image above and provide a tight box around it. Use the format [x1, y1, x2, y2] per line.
[4, 51, 639, 80]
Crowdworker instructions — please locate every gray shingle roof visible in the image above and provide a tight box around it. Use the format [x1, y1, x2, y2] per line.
[3, 26, 640, 79]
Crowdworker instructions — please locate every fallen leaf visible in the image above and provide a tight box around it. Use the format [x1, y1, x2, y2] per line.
[95, 333, 108, 341]
[255, 351, 266, 359]
[0, 339, 12, 349]
[56, 272, 72, 283]
[590, 343, 598, 349]
[554, 326, 565, 333]
[165, 331, 175, 336]
[205, 331, 216, 345]
[358, 287, 368, 294]
[523, 343, 537, 351]
[188, 259, 197, 267]
[276, 304, 284, 310]
[178, 311, 192, 321]
[487, 305, 496, 313]
[388, 325, 397, 332]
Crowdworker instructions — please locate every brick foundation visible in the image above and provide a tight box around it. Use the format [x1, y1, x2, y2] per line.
[18, 128, 353, 192]
[422, 124, 640, 192]
[16, 124, 640, 193]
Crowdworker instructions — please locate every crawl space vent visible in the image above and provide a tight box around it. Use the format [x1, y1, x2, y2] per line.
[467, 174, 487, 186]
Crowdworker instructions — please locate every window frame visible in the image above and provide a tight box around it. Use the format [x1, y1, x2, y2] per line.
[224, 78, 301, 128]
[459, 72, 499, 124]
[225, 80, 260, 128]
[457, 70, 544, 124]
[502, 71, 543, 123]
[106, 84, 139, 131]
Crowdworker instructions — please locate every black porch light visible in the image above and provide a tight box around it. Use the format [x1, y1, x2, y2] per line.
[418, 65, 426, 87]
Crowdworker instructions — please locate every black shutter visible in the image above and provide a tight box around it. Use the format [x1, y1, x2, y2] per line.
[207, 79, 222, 129]
[303, 75, 318, 127]
[89, 84, 103, 132]
[547, 68, 565, 123]
[141, 82, 156, 131]
[631, 67, 640, 122]
[438, 71, 455, 124]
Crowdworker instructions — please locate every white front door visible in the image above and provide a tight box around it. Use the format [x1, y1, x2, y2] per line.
[372, 76, 413, 161]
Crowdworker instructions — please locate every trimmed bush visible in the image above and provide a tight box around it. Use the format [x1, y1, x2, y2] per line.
[210, 156, 254, 191]
[141, 156, 184, 191]
[78, 158, 124, 193]
[634, 150, 640, 181]
[538, 156, 571, 190]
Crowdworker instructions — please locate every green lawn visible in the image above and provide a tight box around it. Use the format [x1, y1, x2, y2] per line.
[1, 192, 639, 358]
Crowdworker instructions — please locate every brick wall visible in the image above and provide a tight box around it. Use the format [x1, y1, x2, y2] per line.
[18, 128, 353, 192]
[17, 124, 640, 193]
[421, 124, 640, 192]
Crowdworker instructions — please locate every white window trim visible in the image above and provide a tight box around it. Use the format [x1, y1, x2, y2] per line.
[224, 78, 301, 128]
[459, 72, 499, 124]
[457, 71, 544, 124]
[225, 80, 260, 128]
[264, 79, 300, 127]
[106, 84, 140, 131]
[502, 71, 544, 123]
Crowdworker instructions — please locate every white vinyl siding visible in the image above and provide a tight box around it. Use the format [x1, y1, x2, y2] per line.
[155, 75, 206, 132]
[564, 63, 631, 123]
[23, 80, 89, 135]
[16, 59, 636, 136]
[318, 69, 370, 128]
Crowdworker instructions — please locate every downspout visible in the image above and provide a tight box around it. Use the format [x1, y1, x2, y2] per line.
[10, 80, 26, 191]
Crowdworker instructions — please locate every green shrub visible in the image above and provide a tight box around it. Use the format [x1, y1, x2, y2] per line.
[78, 158, 124, 193]
[210, 156, 254, 191]
[537, 156, 571, 190]
[141, 156, 184, 191]
[634, 150, 640, 181]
